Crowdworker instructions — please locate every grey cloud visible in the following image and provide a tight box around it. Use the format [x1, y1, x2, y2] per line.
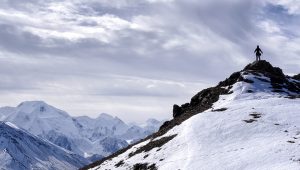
[78, 20, 98, 27]
[79, 1, 151, 19]
[0, 24, 43, 54]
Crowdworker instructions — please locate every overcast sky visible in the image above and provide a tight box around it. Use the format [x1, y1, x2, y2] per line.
[0, 0, 299, 123]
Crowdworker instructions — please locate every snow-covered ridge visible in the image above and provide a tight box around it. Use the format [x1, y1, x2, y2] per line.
[0, 101, 164, 161]
[84, 60, 300, 170]
[0, 121, 88, 170]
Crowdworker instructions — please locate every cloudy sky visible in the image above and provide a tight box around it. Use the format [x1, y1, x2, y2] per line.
[0, 0, 299, 123]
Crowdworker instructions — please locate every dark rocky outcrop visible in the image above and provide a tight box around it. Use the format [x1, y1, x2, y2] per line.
[173, 104, 183, 118]
[176, 87, 229, 118]
[212, 108, 227, 112]
[243, 60, 300, 94]
[293, 74, 300, 81]
[243, 60, 285, 78]
[133, 163, 157, 170]
[128, 134, 177, 158]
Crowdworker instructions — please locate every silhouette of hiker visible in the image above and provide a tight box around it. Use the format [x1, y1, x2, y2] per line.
[254, 45, 263, 61]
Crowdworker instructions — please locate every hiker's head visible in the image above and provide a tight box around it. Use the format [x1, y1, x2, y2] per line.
[257, 45, 259, 48]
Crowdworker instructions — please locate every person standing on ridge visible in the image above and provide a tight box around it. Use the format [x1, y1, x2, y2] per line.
[254, 45, 263, 61]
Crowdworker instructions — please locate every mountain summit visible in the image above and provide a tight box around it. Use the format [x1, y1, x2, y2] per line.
[243, 60, 284, 75]
[173, 60, 299, 118]
[83, 61, 300, 170]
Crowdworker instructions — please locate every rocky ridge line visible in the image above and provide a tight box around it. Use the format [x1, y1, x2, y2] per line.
[81, 60, 300, 170]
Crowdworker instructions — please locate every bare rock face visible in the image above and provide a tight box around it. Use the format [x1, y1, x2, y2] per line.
[293, 74, 300, 81]
[172, 104, 183, 118]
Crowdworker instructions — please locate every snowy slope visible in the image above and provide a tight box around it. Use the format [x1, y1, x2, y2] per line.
[0, 101, 164, 159]
[85, 60, 300, 170]
[0, 121, 88, 170]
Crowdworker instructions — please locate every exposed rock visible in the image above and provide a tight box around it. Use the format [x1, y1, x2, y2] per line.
[243, 60, 285, 78]
[212, 108, 228, 112]
[243, 119, 257, 123]
[217, 72, 241, 87]
[133, 163, 157, 170]
[159, 120, 171, 131]
[128, 135, 177, 158]
[115, 160, 124, 167]
[293, 74, 300, 81]
[172, 104, 183, 118]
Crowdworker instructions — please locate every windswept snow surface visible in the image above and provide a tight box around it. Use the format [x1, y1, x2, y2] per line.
[92, 73, 300, 170]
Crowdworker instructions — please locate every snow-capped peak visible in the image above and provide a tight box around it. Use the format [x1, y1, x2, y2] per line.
[16, 100, 69, 117]
[17, 100, 47, 112]
[17, 100, 47, 107]
[97, 113, 114, 120]
[96, 113, 125, 126]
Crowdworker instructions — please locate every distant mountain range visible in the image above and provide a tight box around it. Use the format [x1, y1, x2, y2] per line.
[0, 121, 88, 170]
[0, 101, 164, 165]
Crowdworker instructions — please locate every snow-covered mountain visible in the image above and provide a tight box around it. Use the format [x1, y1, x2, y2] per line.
[83, 60, 300, 170]
[0, 121, 88, 170]
[0, 101, 164, 161]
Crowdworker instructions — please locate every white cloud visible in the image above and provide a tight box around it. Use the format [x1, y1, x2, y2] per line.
[258, 20, 281, 34]
[0, 2, 139, 42]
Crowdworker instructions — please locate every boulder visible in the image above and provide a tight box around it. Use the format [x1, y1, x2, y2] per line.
[173, 104, 183, 118]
